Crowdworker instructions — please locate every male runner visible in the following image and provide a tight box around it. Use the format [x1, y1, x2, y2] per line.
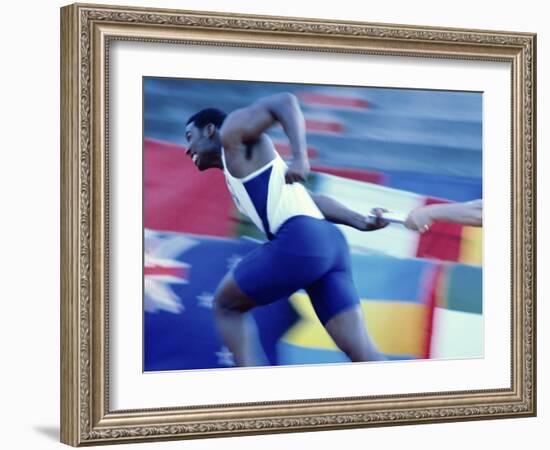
[184, 92, 388, 366]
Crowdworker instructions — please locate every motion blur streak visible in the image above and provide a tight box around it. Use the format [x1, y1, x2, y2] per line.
[143, 78, 482, 371]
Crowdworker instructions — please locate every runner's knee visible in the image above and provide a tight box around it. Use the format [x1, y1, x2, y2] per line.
[214, 275, 256, 314]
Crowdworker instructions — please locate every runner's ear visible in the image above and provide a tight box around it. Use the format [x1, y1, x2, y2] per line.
[204, 123, 216, 138]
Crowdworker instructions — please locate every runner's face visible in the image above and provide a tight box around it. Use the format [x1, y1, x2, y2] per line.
[184, 122, 220, 171]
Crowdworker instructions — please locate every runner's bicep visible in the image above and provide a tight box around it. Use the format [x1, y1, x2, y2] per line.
[220, 102, 276, 144]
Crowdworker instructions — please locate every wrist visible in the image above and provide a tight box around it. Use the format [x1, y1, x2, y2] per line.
[351, 212, 368, 231]
[425, 204, 442, 222]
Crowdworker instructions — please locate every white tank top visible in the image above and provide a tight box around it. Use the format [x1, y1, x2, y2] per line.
[221, 148, 324, 239]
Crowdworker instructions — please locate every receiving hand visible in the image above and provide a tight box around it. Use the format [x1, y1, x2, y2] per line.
[405, 207, 433, 233]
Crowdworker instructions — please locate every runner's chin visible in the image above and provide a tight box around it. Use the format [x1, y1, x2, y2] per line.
[193, 155, 205, 171]
[196, 159, 208, 171]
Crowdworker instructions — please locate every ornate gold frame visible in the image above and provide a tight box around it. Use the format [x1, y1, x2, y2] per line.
[60, 3, 536, 446]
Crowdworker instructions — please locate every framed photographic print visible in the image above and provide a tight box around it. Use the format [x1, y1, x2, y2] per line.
[60, 3, 536, 446]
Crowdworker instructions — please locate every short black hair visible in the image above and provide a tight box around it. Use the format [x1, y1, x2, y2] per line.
[186, 108, 227, 129]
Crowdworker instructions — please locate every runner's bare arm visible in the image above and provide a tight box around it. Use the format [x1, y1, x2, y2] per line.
[220, 93, 309, 183]
[310, 193, 389, 231]
[405, 199, 482, 232]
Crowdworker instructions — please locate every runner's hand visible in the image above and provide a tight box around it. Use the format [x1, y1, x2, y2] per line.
[405, 207, 432, 233]
[285, 158, 310, 184]
[364, 207, 390, 231]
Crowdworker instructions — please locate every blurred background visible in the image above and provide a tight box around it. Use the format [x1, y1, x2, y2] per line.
[143, 78, 482, 371]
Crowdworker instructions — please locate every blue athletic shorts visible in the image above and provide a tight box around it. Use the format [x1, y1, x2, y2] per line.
[233, 215, 360, 324]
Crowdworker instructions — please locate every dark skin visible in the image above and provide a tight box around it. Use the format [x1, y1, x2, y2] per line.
[185, 93, 389, 232]
[185, 93, 388, 365]
[185, 93, 307, 180]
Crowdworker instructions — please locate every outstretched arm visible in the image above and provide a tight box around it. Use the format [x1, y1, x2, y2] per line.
[220, 93, 309, 183]
[405, 199, 483, 232]
[311, 193, 389, 232]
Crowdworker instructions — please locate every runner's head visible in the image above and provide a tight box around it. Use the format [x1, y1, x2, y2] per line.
[185, 108, 227, 171]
